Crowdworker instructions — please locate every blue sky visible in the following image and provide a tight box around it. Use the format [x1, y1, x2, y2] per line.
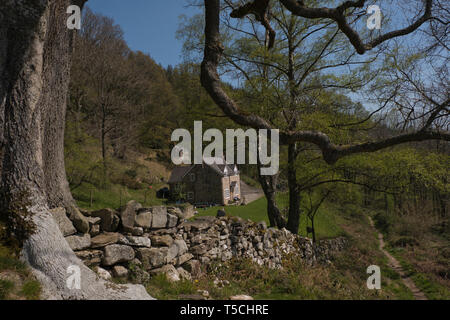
[87, 0, 198, 68]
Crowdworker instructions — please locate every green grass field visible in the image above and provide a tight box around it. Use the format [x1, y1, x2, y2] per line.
[73, 181, 344, 240]
[195, 194, 345, 240]
[72, 182, 168, 211]
[71, 182, 448, 300]
[0, 243, 41, 300]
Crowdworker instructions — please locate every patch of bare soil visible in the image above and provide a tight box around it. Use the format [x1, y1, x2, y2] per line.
[240, 181, 264, 204]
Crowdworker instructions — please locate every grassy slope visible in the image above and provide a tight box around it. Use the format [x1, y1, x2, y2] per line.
[73, 181, 168, 211]
[0, 229, 41, 300]
[372, 210, 450, 300]
[66, 141, 447, 300]
[196, 194, 345, 240]
[143, 203, 415, 300]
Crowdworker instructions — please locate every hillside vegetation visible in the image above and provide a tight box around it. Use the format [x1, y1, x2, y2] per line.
[62, 7, 449, 300]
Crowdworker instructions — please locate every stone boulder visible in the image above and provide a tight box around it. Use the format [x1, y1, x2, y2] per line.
[181, 218, 214, 232]
[96, 267, 112, 280]
[135, 210, 152, 229]
[137, 247, 169, 270]
[102, 244, 135, 266]
[112, 266, 129, 278]
[65, 234, 91, 251]
[119, 236, 151, 248]
[167, 240, 188, 262]
[50, 207, 77, 236]
[151, 235, 173, 247]
[75, 250, 103, 267]
[90, 208, 120, 232]
[167, 213, 178, 228]
[89, 225, 100, 237]
[151, 206, 168, 229]
[91, 233, 121, 248]
[190, 243, 209, 256]
[177, 267, 192, 281]
[86, 216, 101, 226]
[182, 260, 202, 278]
[68, 207, 90, 234]
[174, 253, 194, 266]
[132, 227, 144, 236]
[168, 205, 195, 220]
[120, 200, 142, 232]
[87, 216, 101, 237]
[150, 265, 180, 282]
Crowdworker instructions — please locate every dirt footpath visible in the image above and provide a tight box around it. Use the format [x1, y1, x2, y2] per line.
[240, 181, 264, 204]
[368, 217, 427, 300]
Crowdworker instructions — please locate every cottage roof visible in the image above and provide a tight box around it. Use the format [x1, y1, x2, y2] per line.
[169, 157, 239, 183]
[168, 166, 193, 184]
[203, 157, 237, 176]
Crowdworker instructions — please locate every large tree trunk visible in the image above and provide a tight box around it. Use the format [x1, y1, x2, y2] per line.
[0, 0, 152, 300]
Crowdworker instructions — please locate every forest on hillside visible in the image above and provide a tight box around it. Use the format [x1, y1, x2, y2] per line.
[66, 6, 448, 233]
[60, 4, 450, 300]
[0, 0, 448, 302]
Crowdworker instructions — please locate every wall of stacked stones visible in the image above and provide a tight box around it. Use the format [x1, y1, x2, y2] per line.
[52, 201, 347, 282]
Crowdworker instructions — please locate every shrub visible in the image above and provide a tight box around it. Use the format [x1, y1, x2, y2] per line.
[20, 280, 41, 300]
[0, 279, 14, 300]
[125, 169, 138, 179]
[374, 211, 392, 235]
[391, 237, 419, 248]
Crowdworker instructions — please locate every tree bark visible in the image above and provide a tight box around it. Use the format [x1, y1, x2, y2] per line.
[0, 0, 152, 300]
[101, 105, 108, 182]
[257, 165, 286, 228]
[286, 143, 301, 234]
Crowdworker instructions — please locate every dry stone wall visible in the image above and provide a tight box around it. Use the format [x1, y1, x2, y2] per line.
[52, 201, 347, 282]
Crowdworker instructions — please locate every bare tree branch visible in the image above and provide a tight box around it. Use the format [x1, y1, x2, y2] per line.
[201, 0, 449, 166]
[278, 0, 433, 54]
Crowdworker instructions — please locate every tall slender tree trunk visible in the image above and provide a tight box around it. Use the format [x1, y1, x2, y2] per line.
[257, 164, 286, 228]
[311, 216, 316, 244]
[257, 43, 286, 229]
[0, 0, 151, 300]
[286, 143, 301, 234]
[101, 108, 107, 182]
[284, 28, 301, 234]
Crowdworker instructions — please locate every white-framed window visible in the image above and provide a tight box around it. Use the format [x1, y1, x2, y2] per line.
[224, 189, 230, 199]
[187, 192, 194, 200]
[190, 173, 196, 182]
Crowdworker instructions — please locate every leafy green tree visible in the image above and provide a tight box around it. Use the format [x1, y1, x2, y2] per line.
[199, 0, 449, 234]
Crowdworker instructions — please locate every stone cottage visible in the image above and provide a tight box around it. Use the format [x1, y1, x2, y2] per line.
[168, 157, 241, 206]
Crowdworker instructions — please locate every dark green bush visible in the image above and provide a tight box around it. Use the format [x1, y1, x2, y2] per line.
[374, 211, 392, 235]
[391, 236, 419, 248]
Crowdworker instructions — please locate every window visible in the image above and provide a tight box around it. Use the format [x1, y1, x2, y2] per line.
[224, 189, 230, 199]
[190, 173, 196, 182]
